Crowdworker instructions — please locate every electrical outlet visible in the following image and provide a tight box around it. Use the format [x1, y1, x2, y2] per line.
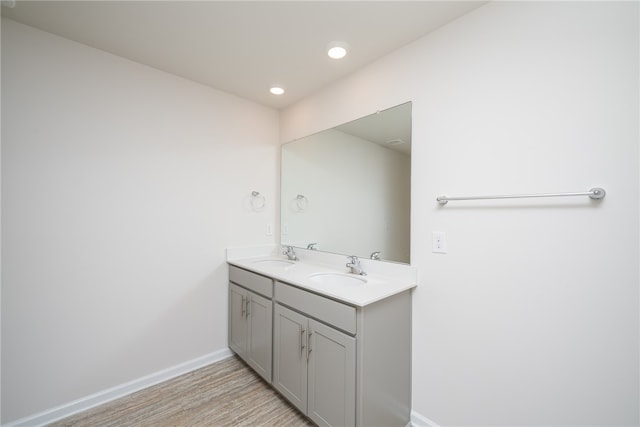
[432, 232, 447, 254]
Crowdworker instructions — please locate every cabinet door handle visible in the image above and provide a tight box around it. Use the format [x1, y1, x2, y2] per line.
[307, 331, 313, 361]
[245, 298, 250, 318]
[300, 327, 306, 357]
[241, 296, 245, 317]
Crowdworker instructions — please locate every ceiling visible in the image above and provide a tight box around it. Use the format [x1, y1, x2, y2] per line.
[1, 1, 486, 110]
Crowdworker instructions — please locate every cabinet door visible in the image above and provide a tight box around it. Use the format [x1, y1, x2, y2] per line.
[247, 292, 272, 382]
[308, 319, 356, 427]
[273, 304, 308, 414]
[228, 283, 247, 356]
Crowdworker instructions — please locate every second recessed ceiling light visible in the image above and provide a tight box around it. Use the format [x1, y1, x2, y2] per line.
[327, 42, 348, 59]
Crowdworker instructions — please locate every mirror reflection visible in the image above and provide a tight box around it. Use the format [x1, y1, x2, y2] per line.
[281, 102, 411, 263]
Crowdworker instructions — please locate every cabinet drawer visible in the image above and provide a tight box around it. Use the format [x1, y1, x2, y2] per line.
[229, 265, 273, 298]
[275, 281, 356, 335]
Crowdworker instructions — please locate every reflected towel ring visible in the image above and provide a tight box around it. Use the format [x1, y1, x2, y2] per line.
[296, 194, 309, 212]
[250, 191, 266, 211]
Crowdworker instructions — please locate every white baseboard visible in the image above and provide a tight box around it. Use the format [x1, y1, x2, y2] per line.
[3, 348, 234, 427]
[411, 410, 442, 427]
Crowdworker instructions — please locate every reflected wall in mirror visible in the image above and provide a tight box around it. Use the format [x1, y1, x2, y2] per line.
[281, 102, 411, 264]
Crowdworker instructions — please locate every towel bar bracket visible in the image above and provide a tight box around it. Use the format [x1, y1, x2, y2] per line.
[589, 187, 606, 200]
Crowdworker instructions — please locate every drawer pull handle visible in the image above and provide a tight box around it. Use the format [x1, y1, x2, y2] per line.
[245, 298, 250, 318]
[300, 328, 306, 357]
[307, 331, 313, 361]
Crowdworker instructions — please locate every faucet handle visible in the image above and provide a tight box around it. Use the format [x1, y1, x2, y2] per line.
[346, 255, 361, 268]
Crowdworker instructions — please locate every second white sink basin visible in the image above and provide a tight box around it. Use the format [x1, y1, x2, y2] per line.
[308, 272, 367, 287]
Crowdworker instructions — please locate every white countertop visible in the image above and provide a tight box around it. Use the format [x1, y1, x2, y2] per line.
[227, 255, 417, 307]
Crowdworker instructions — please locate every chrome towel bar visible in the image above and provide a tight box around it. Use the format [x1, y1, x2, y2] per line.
[436, 187, 606, 205]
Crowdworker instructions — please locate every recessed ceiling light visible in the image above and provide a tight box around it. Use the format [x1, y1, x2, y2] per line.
[270, 86, 285, 95]
[327, 42, 348, 59]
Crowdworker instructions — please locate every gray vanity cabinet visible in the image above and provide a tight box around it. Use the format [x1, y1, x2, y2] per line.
[227, 262, 413, 426]
[228, 266, 273, 382]
[274, 282, 356, 427]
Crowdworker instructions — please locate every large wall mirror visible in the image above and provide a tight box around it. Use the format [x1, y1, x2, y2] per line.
[281, 102, 411, 264]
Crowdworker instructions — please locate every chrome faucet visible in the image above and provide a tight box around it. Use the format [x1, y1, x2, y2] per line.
[370, 251, 381, 260]
[346, 256, 366, 276]
[283, 246, 298, 261]
[307, 243, 318, 250]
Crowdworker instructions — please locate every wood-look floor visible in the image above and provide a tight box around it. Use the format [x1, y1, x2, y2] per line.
[48, 355, 315, 427]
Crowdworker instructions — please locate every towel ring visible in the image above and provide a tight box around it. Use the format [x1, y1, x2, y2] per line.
[250, 191, 266, 211]
[296, 194, 308, 212]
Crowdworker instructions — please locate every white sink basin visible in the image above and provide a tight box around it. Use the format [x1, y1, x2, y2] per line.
[308, 272, 367, 287]
[252, 259, 296, 270]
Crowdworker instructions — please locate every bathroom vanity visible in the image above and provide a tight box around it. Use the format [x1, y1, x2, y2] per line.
[227, 253, 416, 427]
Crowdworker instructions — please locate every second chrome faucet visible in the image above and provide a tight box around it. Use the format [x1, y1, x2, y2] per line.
[346, 255, 366, 276]
[283, 246, 298, 261]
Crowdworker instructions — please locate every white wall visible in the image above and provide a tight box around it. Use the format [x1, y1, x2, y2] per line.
[1, 18, 279, 423]
[282, 2, 639, 425]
